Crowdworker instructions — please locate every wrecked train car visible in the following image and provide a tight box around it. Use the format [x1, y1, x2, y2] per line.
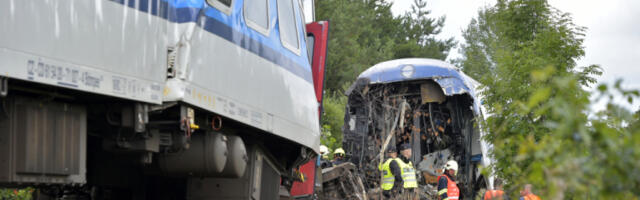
[343, 58, 493, 198]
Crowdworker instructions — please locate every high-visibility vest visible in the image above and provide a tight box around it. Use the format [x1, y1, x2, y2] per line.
[437, 174, 460, 200]
[484, 189, 505, 200]
[397, 159, 418, 188]
[523, 194, 541, 200]
[378, 158, 401, 191]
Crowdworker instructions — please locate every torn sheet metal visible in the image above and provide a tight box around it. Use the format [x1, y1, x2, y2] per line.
[420, 82, 446, 103]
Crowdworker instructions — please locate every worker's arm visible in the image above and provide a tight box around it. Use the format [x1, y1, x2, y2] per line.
[437, 176, 448, 200]
[389, 160, 403, 182]
[389, 160, 403, 190]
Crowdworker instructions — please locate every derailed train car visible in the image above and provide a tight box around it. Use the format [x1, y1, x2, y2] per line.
[343, 58, 494, 198]
[0, 0, 328, 199]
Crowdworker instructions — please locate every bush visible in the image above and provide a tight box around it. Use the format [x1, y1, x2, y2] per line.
[0, 188, 34, 200]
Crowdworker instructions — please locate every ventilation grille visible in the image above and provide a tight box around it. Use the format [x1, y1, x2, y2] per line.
[260, 159, 279, 200]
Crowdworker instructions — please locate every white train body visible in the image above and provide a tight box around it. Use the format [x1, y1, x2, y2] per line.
[0, 0, 327, 199]
[0, 0, 319, 149]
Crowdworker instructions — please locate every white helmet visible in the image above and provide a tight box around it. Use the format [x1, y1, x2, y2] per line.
[445, 160, 459, 172]
[319, 145, 329, 155]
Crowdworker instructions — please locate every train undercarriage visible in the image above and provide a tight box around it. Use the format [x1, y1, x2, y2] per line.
[0, 79, 312, 199]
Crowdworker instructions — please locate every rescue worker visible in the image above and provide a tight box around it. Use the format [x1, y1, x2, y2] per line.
[483, 178, 509, 200]
[318, 145, 332, 169]
[397, 143, 417, 199]
[319, 145, 329, 156]
[332, 148, 346, 166]
[519, 184, 540, 200]
[437, 160, 460, 200]
[378, 145, 403, 198]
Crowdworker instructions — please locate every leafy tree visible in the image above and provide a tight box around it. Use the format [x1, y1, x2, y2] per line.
[316, 0, 454, 94]
[316, 0, 395, 95]
[458, 0, 639, 198]
[394, 0, 455, 59]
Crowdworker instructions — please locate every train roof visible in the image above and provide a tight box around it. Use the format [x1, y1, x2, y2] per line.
[351, 58, 480, 96]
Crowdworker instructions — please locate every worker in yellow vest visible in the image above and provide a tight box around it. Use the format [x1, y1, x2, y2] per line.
[397, 143, 417, 199]
[378, 146, 403, 198]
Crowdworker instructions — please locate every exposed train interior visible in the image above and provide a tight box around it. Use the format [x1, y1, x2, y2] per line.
[0, 78, 312, 199]
[343, 79, 484, 198]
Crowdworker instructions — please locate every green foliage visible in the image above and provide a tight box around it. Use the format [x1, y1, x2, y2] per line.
[316, 0, 455, 94]
[321, 92, 347, 152]
[0, 188, 34, 200]
[316, 0, 394, 94]
[459, 0, 639, 198]
[394, 0, 455, 59]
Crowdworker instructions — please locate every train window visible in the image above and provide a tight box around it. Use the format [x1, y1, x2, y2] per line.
[277, 0, 300, 54]
[301, 0, 314, 23]
[306, 34, 315, 63]
[244, 0, 270, 35]
[207, 0, 234, 15]
[299, 0, 308, 49]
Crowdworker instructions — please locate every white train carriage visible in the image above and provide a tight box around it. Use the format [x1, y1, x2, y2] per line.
[0, 0, 329, 199]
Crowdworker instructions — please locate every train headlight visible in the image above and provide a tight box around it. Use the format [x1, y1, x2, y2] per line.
[401, 65, 414, 78]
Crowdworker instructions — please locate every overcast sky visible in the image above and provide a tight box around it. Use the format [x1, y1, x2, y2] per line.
[390, 0, 640, 112]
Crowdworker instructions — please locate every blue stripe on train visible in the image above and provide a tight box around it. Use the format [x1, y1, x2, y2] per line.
[109, 0, 202, 23]
[108, 0, 313, 83]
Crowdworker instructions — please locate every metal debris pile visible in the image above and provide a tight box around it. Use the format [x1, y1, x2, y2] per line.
[319, 163, 368, 200]
[341, 79, 480, 198]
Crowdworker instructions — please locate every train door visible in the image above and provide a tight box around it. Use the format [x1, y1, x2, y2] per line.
[289, 21, 330, 199]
